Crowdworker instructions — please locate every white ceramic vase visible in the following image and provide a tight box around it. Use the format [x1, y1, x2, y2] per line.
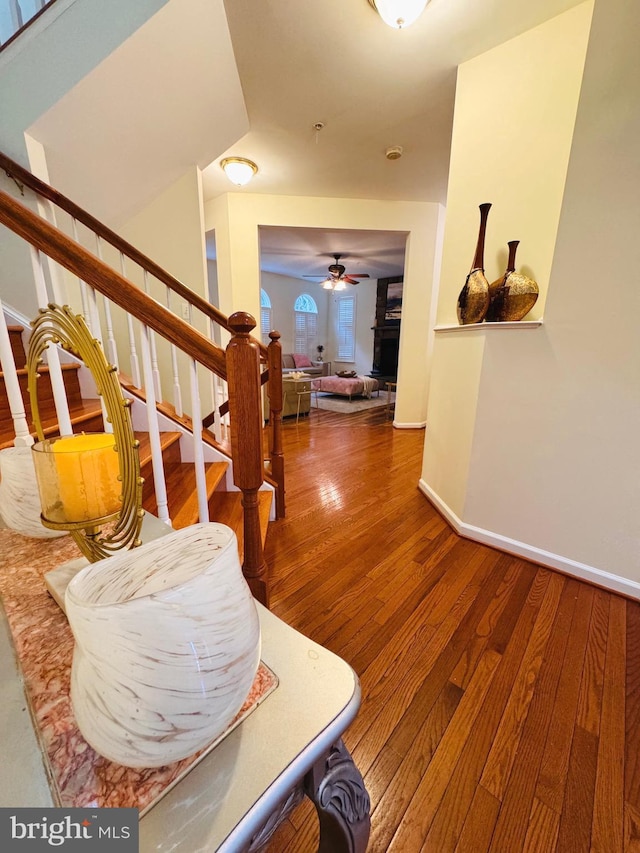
[0, 447, 66, 538]
[65, 523, 260, 768]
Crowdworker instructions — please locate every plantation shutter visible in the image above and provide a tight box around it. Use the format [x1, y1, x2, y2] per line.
[260, 307, 271, 343]
[337, 296, 355, 361]
[293, 294, 318, 355]
[294, 311, 307, 353]
[260, 289, 272, 344]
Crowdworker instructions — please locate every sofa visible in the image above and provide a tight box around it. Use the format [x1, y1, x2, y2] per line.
[281, 353, 329, 377]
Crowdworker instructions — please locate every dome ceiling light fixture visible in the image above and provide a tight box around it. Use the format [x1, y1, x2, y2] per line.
[367, 0, 430, 29]
[220, 157, 258, 187]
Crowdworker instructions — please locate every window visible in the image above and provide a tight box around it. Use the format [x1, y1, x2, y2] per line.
[337, 295, 356, 362]
[260, 289, 272, 344]
[293, 293, 318, 355]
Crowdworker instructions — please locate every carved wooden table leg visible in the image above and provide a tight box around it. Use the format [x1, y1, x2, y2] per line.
[304, 739, 371, 853]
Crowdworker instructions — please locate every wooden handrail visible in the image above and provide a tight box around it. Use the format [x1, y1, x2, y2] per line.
[0, 189, 227, 378]
[0, 0, 59, 54]
[0, 150, 268, 360]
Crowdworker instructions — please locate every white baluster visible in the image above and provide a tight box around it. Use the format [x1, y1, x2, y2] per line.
[71, 218, 90, 324]
[189, 358, 209, 523]
[119, 253, 141, 388]
[95, 237, 118, 367]
[0, 300, 33, 447]
[208, 318, 222, 442]
[220, 377, 231, 435]
[67, 222, 111, 433]
[33, 199, 69, 308]
[143, 270, 162, 402]
[167, 287, 183, 416]
[29, 247, 73, 436]
[140, 322, 170, 526]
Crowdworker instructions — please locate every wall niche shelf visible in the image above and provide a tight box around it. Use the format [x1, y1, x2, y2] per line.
[434, 319, 543, 333]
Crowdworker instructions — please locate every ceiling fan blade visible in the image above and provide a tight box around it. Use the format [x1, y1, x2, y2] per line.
[342, 276, 360, 285]
[347, 273, 370, 278]
[303, 274, 326, 279]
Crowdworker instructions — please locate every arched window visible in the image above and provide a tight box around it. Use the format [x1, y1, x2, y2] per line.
[260, 288, 272, 344]
[294, 293, 318, 355]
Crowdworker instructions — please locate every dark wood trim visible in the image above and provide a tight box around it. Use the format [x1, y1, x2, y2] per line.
[0, 0, 59, 54]
[0, 188, 228, 378]
[0, 150, 268, 360]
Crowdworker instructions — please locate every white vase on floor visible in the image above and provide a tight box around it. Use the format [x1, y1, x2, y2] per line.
[65, 523, 260, 768]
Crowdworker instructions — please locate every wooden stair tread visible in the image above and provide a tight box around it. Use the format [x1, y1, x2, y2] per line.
[208, 490, 272, 560]
[144, 461, 229, 530]
[0, 362, 81, 378]
[0, 399, 103, 449]
[134, 431, 182, 467]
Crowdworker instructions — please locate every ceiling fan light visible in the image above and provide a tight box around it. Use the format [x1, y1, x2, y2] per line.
[368, 0, 429, 29]
[322, 279, 334, 290]
[220, 157, 258, 187]
[334, 281, 347, 291]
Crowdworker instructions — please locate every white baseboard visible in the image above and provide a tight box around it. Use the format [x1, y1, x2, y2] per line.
[418, 479, 640, 601]
[393, 421, 426, 430]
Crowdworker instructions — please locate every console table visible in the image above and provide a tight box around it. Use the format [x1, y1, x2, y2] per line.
[1, 600, 370, 852]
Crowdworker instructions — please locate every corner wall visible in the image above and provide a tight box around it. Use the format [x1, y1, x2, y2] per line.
[422, 0, 640, 595]
[205, 193, 440, 427]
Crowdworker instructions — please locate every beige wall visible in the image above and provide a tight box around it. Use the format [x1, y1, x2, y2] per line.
[117, 167, 214, 414]
[436, 1, 593, 326]
[350, 279, 378, 377]
[260, 270, 330, 357]
[422, 0, 640, 594]
[204, 193, 440, 427]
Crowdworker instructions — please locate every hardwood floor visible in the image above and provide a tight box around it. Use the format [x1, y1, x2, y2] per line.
[264, 407, 640, 852]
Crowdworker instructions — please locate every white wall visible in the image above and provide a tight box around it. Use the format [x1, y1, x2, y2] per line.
[0, 0, 170, 313]
[116, 167, 214, 414]
[422, 0, 640, 595]
[205, 193, 439, 427]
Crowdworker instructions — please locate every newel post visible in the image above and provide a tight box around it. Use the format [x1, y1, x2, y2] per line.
[226, 312, 269, 606]
[267, 330, 285, 518]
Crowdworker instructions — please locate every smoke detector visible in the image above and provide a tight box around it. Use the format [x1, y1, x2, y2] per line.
[385, 146, 403, 160]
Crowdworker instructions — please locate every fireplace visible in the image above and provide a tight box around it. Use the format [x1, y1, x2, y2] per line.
[371, 276, 402, 381]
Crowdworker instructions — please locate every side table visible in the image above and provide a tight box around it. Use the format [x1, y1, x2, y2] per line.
[1, 601, 371, 852]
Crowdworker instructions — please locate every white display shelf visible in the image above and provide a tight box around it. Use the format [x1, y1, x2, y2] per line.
[434, 319, 543, 333]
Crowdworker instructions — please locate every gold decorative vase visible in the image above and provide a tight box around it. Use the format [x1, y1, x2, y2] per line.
[457, 203, 492, 325]
[486, 240, 539, 322]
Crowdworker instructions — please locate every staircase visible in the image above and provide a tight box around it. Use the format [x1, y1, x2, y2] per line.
[0, 150, 288, 605]
[0, 322, 273, 561]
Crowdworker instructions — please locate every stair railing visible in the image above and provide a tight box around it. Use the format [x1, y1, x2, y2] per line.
[0, 0, 57, 53]
[0, 150, 285, 518]
[0, 186, 278, 605]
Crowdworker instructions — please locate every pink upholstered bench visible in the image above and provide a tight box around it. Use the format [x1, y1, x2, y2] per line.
[311, 375, 379, 401]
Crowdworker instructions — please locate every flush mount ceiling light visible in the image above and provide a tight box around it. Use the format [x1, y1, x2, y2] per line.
[367, 0, 430, 29]
[220, 157, 258, 187]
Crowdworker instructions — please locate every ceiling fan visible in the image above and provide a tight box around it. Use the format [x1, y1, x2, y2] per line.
[304, 254, 370, 289]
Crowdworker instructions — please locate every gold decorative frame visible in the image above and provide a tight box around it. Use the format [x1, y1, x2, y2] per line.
[27, 304, 143, 562]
